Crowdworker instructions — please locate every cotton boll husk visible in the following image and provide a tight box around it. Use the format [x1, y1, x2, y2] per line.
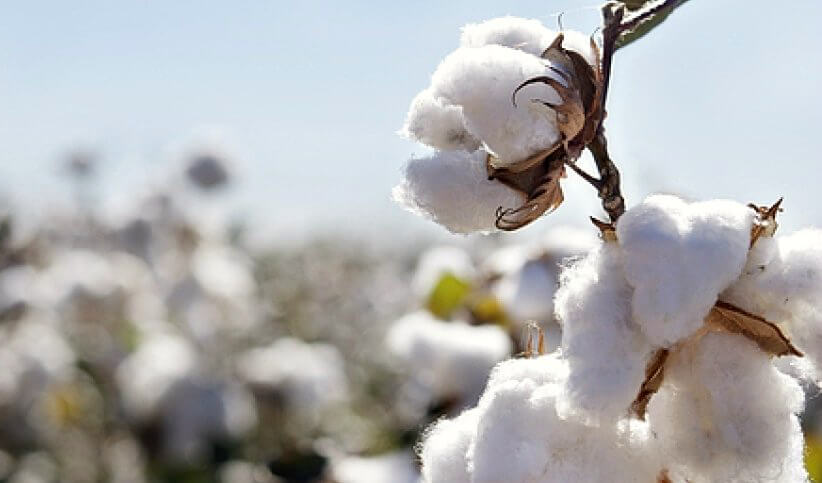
[393, 149, 524, 234]
[419, 408, 479, 483]
[616, 195, 754, 347]
[430, 45, 564, 166]
[412, 245, 475, 300]
[468, 358, 659, 483]
[459, 16, 556, 56]
[401, 88, 480, 151]
[386, 311, 512, 406]
[554, 243, 656, 423]
[647, 332, 806, 482]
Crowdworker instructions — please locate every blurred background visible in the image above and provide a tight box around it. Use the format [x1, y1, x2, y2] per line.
[1, 0, 821, 481]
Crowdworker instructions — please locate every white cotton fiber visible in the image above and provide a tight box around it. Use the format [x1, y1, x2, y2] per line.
[419, 408, 479, 483]
[724, 229, 822, 319]
[393, 149, 524, 234]
[333, 449, 420, 483]
[386, 311, 512, 405]
[430, 45, 564, 166]
[467, 357, 659, 483]
[554, 243, 656, 423]
[236, 337, 348, 410]
[412, 245, 475, 300]
[616, 195, 754, 347]
[460, 16, 557, 56]
[647, 332, 806, 482]
[401, 88, 481, 151]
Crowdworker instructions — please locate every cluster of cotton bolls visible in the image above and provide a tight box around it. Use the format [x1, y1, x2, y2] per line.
[394, 17, 597, 233]
[419, 194, 822, 483]
[383, 225, 595, 478]
[0, 144, 439, 482]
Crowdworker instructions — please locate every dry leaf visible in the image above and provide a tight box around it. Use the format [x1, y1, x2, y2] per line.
[707, 301, 802, 357]
[488, 152, 566, 231]
[630, 348, 669, 420]
[491, 33, 606, 231]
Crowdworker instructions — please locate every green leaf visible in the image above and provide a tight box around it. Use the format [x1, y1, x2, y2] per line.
[615, 0, 691, 51]
[806, 435, 822, 482]
[426, 273, 471, 319]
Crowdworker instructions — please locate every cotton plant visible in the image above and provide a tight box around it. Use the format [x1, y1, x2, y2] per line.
[395, 3, 822, 482]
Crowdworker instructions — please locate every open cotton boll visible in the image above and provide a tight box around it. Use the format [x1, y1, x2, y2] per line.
[616, 195, 753, 347]
[647, 332, 806, 482]
[386, 311, 512, 406]
[554, 243, 655, 423]
[116, 333, 197, 420]
[460, 16, 556, 56]
[236, 337, 348, 410]
[430, 45, 564, 166]
[724, 229, 822, 320]
[401, 89, 481, 151]
[540, 225, 598, 260]
[393, 149, 524, 233]
[333, 449, 420, 483]
[468, 360, 659, 483]
[419, 408, 479, 483]
[412, 245, 475, 300]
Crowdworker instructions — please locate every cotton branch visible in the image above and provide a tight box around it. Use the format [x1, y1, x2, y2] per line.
[574, 0, 690, 224]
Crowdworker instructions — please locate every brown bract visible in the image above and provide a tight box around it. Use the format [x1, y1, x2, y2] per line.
[488, 33, 605, 231]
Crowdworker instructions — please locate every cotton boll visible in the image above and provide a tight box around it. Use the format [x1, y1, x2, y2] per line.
[419, 409, 479, 483]
[647, 332, 806, 482]
[617, 195, 753, 347]
[724, 229, 822, 321]
[191, 243, 256, 301]
[236, 337, 348, 411]
[116, 333, 197, 420]
[554, 243, 655, 423]
[460, 16, 557, 56]
[469, 365, 658, 483]
[401, 89, 480, 151]
[393, 150, 524, 234]
[386, 311, 512, 406]
[430, 46, 564, 166]
[333, 449, 420, 483]
[493, 255, 558, 323]
[539, 225, 598, 260]
[412, 245, 475, 300]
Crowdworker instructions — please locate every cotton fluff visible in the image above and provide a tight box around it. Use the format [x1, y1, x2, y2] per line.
[419, 408, 479, 483]
[332, 449, 420, 483]
[236, 337, 348, 410]
[722, 228, 822, 376]
[116, 333, 197, 420]
[401, 88, 480, 151]
[393, 149, 524, 234]
[491, 226, 597, 325]
[469, 356, 658, 483]
[646, 332, 806, 482]
[412, 245, 475, 300]
[386, 311, 512, 406]
[554, 243, 656, 423]
[616, 195, 754, 347]
[429, 45, 565, 166]
[460, 16, 556, 57]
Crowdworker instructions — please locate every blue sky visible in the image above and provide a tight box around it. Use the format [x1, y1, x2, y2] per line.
[1, 0, 821, 242]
